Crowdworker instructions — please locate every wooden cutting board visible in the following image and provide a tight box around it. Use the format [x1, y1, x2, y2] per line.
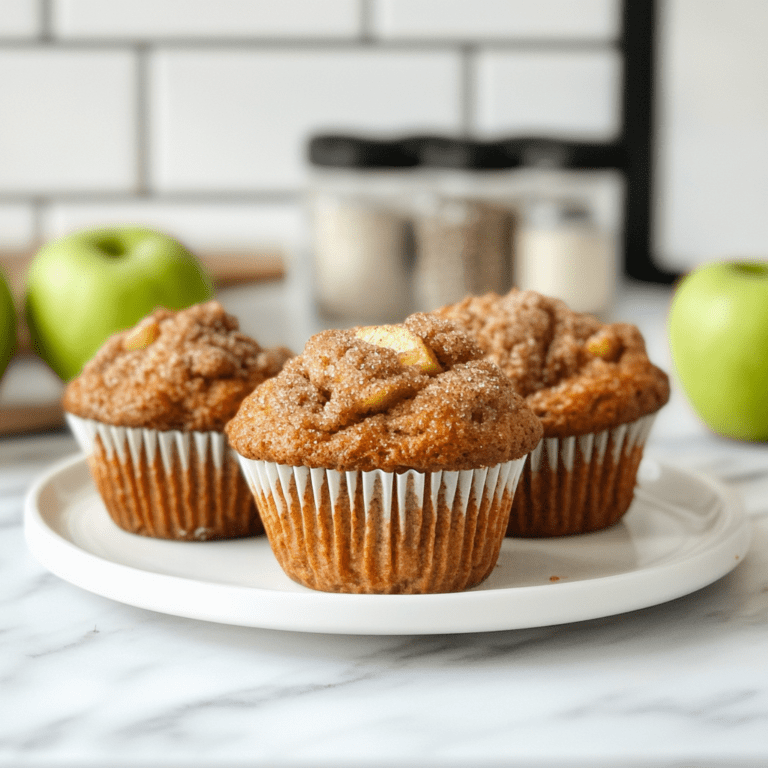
[0, 250, 285, 436]
[0, 401, 66, 435]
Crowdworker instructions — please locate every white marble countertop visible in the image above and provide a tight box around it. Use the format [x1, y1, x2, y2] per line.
[2, 282, 768, 768]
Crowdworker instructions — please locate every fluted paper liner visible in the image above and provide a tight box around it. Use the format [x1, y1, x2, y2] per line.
[66, 413, 262, 541]
[508, 413, 657, 537]
[237, 456, 526, 594]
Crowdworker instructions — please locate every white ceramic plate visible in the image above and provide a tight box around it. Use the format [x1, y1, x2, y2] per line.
[24, 455, 751, 635]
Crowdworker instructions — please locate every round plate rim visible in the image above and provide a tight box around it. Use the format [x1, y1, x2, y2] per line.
[24, 454, 752, 635]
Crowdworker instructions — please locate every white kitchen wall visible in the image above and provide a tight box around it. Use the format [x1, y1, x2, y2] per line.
[656, 0, 768, 271]
[0, 48, 137, 192]
[3, 0, 766, 275]
[0, 0, 622, 262]
[474, 49, 620, 139]
[0, 0, 40, 37]
[9, 0, 764, 278]
[373, 0, 619, 40]
[52, 0, 362, 38]
[151, 48, 463, 191]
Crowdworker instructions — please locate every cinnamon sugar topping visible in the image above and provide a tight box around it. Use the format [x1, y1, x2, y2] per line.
[434, 289, 670, 437]
[226, 312, 542, 472]
[63, 301, 293, 432]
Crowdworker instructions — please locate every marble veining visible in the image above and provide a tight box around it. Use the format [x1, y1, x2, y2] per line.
[2, 285, 768, 767]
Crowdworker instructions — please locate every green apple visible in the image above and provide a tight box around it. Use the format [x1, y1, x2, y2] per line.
[0, 268, 17, 379]
[668, 260, 768, 441]
[25, 226, 214, 381]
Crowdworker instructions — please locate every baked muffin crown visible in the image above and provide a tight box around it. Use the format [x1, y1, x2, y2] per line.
[63, 300, 293, 432]
[226, 312, 543, 472]
[435, 289, 670, 437]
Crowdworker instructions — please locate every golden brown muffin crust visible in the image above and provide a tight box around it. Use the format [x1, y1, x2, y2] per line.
[63, 301, 293, 432]
[434, 289, 670, 437]
[226, 313, 543, 472]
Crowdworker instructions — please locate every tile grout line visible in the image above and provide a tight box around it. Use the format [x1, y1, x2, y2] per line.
[38, 0, 52, 42]
[359, 0, 374, 43]
[0, 191, 304, 205]
[135, 44, 151, 196]
[460, 44, 476, 136]
[31, 198, 45, 248]
[0, 37, 617, 52]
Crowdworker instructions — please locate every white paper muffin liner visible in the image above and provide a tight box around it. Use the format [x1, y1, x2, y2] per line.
[237, 456, 527, 594]
[66, 413, 261, 541]
[508, 413, 657, 537]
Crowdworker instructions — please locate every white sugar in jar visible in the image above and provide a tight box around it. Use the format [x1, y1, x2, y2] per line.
[515, 198, 616, 318]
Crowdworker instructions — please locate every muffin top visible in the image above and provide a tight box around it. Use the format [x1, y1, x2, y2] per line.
[434, 289, 670, 438]
[226, 312, 543, 472]
[63, 301, 293, 432]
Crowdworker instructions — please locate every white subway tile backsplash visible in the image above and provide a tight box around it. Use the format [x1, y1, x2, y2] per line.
[373, 0, 620, 41]
[42, 201, 305, 253]
[0, 2, 642, 272]
[0, 0, 41, 39]
[0, 203, 36, 250]
[474, 49, 621, 139]
[151, 49, 462, 192]
[53, 0, 361, 40]
[0, 49, 137, 193]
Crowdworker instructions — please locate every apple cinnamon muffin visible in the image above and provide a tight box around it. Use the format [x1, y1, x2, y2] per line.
[434, 289, 670, 537]
[63, 300, 293, 541]
[226, 312, 542, 594]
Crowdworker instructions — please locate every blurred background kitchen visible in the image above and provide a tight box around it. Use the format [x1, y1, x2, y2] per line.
[1, 0, 767, 430]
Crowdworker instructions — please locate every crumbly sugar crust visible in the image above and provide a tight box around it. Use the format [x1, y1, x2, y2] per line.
[63, 301, 293, 432]
[226, 313, 543, 472]
[434, 289, 670, 437]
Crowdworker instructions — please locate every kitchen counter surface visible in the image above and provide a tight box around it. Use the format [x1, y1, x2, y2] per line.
[2, 282, 768, 768]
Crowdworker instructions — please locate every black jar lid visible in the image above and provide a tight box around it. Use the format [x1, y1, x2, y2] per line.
[308, 133, 624, 170]
[409, 136, 515, 170]
[308, 135, 419, 168]
[501, 136, 625, 169]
